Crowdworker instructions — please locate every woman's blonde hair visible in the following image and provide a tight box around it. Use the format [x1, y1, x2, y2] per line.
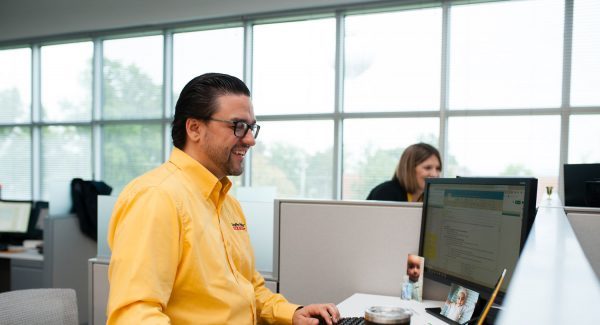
[393, 143, 442, 194]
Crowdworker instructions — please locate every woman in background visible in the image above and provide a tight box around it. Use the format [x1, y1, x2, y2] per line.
[366, 142, 442, 202]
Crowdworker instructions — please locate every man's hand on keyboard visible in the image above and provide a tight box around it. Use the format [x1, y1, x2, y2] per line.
[293, 303, 340, 325]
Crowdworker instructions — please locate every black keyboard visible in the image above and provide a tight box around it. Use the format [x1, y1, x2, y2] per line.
[314, 316, 365, 325]
[337, 317, 365, 325]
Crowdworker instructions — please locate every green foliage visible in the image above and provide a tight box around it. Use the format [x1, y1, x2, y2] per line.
[349, 146, 404, 200]
[252, 142, 333, 198]
[103, 124, 163, 193]
[442, 153, 469, 177]
[103, 60, 162, 119]
[305, 149, 333, 197]
[100, 59, 164, 193]
[500, 163, 533, 177]
[252, 153, 296, 196]
[0, 88, 27, 122]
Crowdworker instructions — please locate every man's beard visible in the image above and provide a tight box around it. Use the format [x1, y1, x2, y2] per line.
[203, 138, 245, 176]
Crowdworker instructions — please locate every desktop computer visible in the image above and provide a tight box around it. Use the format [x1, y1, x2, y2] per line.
[0, 200, 47, 250]
[419, 177, 537, 324]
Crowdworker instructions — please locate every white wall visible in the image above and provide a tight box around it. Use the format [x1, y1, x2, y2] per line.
[0, 0, 382, 43]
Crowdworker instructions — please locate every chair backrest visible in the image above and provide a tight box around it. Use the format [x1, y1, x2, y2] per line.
[0, 288, 78, 325]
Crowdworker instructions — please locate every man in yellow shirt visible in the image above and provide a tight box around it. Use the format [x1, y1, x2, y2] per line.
[107, 73, 340, 324]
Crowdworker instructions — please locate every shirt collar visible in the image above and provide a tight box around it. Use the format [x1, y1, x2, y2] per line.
[169, 147, 232, 209]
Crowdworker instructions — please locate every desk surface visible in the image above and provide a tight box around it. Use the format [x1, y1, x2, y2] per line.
[0, 247, 43, 261]
[338, 293, 446, 325]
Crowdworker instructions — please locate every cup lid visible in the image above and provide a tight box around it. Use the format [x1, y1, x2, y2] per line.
[364, 306, 412, 324]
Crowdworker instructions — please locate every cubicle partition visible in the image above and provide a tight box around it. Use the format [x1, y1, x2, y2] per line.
[90, 197, 430, 322]
[565, 206, 600, 279]
[275, 199, 425, 305]
[88, 195, 117, 325]
[86, 195, 600, 324]
[497, 199, 600, 324]
[44, 215, 97, 325]
[235, 187, 277, 278]
[1, 214, 94, 324]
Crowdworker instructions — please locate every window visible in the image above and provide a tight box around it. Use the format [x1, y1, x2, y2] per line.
[0, 48, 31, 123]
[41, 126, 92, 200]
[447, 115, 561, 199]
[41, 42, 93, 122]
[1, 1, 599, 203]
[39, 42, 93, 201]
[449, 0, 564, 109]
[251, 120, 333, 198]
[342, 118, 439, 200]
[571, 0, 600, 106]
[173, 27, 244, 109]
[344, 8, 442, 112]
[0, 127, 31, 199]
[0, 48, 31, 199]
[252, 19, 336, 115]
[102, 124, 163, 193]
[103, 35, 164, 119]
[569, 115, 600, 163]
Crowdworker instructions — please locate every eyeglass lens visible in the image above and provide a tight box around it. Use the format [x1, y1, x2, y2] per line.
[234, 122, 259, 138]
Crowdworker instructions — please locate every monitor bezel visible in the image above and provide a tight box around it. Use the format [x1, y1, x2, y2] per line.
[418, 177, 538, 302]
[0, 199, 38, 246]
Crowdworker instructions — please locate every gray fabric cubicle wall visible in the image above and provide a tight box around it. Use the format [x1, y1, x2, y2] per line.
[275, 199, 425, 306]
[44, 215, 97, 325]
[565, 207, 600, 279]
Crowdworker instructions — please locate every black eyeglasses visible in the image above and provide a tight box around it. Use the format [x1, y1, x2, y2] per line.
[208, 118, 261, 139]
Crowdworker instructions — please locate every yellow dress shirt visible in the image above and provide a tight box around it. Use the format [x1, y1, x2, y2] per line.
[107, 147, 299, 324]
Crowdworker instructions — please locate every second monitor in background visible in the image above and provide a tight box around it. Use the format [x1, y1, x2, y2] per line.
[0, 200, 33, 249]
[0, 200, 48, 250]
[564, 163, 600, 207]
[419, 177, 537, 324]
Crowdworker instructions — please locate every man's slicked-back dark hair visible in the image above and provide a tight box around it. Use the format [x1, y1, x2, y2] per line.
[171, 73, 251, 149]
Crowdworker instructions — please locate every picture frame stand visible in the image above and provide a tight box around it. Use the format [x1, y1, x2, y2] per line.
[425, 301, 501, 325]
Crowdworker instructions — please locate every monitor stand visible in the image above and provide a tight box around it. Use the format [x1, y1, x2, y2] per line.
[425, 306, 500, 325]
[425, 307, 462, 325]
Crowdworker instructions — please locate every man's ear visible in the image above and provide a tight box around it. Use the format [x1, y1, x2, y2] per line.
[185, 118, 205, 143]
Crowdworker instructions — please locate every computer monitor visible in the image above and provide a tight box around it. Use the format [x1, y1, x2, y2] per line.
[419, 177, 537, 304]
[0, 200, 45, 247]
[0, 200, 33, 247]
[564, 163, 600, 207]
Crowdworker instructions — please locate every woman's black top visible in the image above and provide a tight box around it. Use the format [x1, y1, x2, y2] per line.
[366, 179, 409, 202]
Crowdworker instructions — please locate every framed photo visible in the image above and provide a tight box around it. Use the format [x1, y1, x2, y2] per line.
[402, 254, 424, 301]
[440, 284, 479, 324]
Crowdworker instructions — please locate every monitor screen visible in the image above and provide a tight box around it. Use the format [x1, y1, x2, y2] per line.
[419, 177, 537, 302]
[564, 163, 600, 207]
[0, 200, 38, 247]
[0, 200, 33, 234]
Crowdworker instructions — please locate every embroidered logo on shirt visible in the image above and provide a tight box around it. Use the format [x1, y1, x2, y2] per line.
[231, 222, 246, 231]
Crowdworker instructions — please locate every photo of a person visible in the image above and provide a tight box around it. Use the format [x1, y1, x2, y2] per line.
[441, 284, 479, 324]
[402, 254, 424, 301]
[444, 289, 467, 321]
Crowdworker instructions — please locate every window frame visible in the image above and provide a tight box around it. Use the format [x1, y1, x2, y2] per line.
[0, 0, 596, 202]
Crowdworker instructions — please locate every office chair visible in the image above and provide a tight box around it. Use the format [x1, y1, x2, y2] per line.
[0, 288, 78, 325]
